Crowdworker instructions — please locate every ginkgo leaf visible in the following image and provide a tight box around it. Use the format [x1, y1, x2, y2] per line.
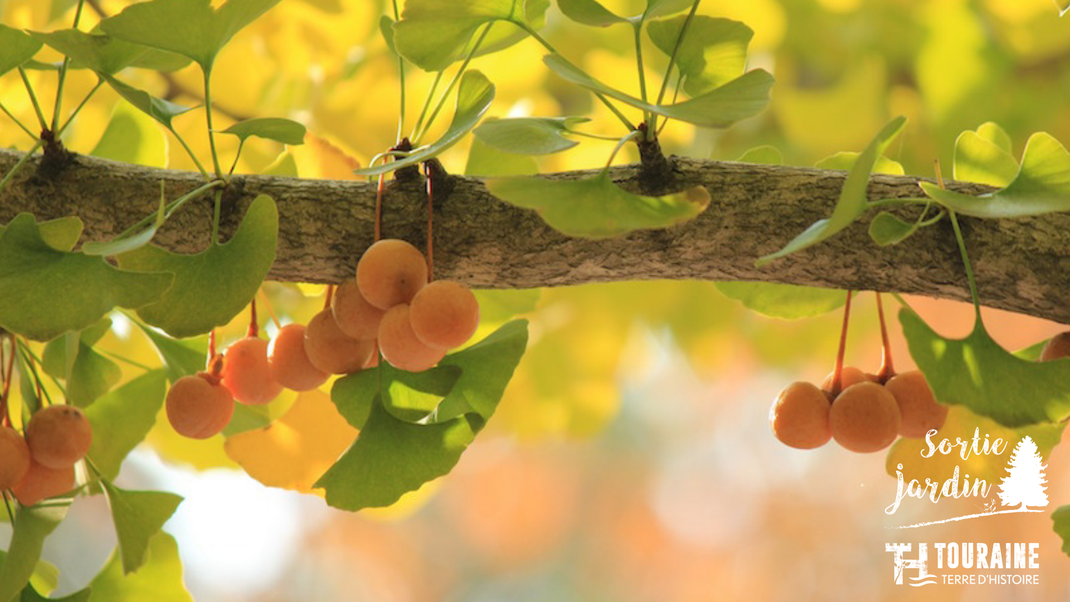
[220, 118, 306, 146]
[952, 124, 1017, 187]
[0, 503, 68, 602]
[103, 76, 195, 130]
[473, 117, 589, 155]
[486, 171, 709, 239]
[224, 390, 357, 494]
[320, 320, 528, 510]
[0, 216, 84, 253]
[316, 395, 481, 510]
[354, 71, 494, 176]
[41, 323, 121, 407]
[756, 116, 906, 265]
[133, 321, 206, 384]
[900, 308, 1070, 427]
[465, 137, 539, 176]
[86, 370, 168, 480]
[88, 533, 193, 602]
[643, 0, 693, 20]
[714, 282, 846, 319]
[99, 0, 283, 70]
[0, 214, 173, 341]
[922, 132, 1070, 218]
[88, 102, 169, 170]
[31, 29, 152, 75]
[392, 0, 547, 71]
[116, 195, 278, 338]
[868, 211, 919, 247]
[647, 16, 753, 96]
[557, 0, 626, 27]
[736, 145, 782, 165]
[543, 54, 773, 128]
[102, 481, 183, 575]
[0, 25, 42, 77]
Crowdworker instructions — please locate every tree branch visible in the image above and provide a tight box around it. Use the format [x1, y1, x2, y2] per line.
[1, 148, 1067, 324]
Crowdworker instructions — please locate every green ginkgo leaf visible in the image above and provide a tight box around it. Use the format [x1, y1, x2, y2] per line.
[921, 132, 1070, 218]
[735, 145, 782, 165]
[88, 533, 193, 602]
[952, 124, 1018, 187]
[868, 211, 919, 247]
[116, 195, 278, 338]
[557, 0, 626, 27]
[647, 16, 753, 96]
[714, 282, 846, 320]
[1053, 506, 1070, 557]
[487, 171, 709, 239]
[0, 25, 42, 77]
[102, 480, 183, 575]
[220, 117, 306, 146]
[543, 54, 773, 128]
[31, 29, 152, 75]
[756, 116, 906, 265]
[0, 216, 84, 252]
[643, 0, 694, 20]
[0, 214, 173, 341]
[393, 0, 548, 71]
[87, 370, 168, 480]
[473, 116, 589, 155]
[900, 308, 1070, 427]
[103, 75, 195, 130]
[355, 71, 494, 176]
[99, 0, 282, 70]
[319, 320, 528, 510]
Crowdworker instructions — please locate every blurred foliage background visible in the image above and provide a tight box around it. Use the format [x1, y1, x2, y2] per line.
[2, 0, 1070, 600]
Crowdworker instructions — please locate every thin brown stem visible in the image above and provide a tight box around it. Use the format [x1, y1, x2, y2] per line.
[827, 290, 854, 398]
[375, 172, 385, 242]
[247, 298, 258, 338]
[324, 285, 335, 310]
[424, 162, 435, 281]
[258, 289, 282, 330]
[875, 292, 895, 382]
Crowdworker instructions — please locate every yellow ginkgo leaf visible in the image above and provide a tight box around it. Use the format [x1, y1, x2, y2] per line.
[224, 389, 357, 494]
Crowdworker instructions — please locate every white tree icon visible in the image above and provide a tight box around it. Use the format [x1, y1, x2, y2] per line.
[997, 436, 1049, 510]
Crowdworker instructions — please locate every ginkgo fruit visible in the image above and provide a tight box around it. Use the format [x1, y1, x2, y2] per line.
[0, 426, 31, 489]
[821, 366, 876, 393]
[378, 304, 446, 372]
[409, 280, 480, 349]
[885, 370, 947, 438]
[356, 239, 428, 310]
[166, 371, 236, 439]
[769, 381, 832, 449]
[269, 323, 329, 391]
[25, 405, 93, 469]
[1040, 332, 1070, 361]
[829, 381, 901, 453]
[222, 336, 284, 405]
[332, 279, 385, 340]
[11, 459, 75, 506]
[304, 309, 376, 374]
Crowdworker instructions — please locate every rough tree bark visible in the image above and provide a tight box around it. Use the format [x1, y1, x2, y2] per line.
[1, 148, 1067, 324]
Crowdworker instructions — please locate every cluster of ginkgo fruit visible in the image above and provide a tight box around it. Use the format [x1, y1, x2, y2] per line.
[0, 404, 92, 506]
[165, 239, 480, 439]
[770, 293, 948, 453]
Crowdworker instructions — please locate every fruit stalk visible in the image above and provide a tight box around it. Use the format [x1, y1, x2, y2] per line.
[828, 290, 853, 398]
[875, 293, 895, 382]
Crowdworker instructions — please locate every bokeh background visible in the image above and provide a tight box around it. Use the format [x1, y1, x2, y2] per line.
[2, 0, 1070, 600]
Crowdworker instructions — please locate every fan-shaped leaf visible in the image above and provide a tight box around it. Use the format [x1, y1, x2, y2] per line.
[116, 195, 278, 338]
[487, 171, 709, 239]
[647, 16, 752, 96]
[473, 116, 587, 155]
